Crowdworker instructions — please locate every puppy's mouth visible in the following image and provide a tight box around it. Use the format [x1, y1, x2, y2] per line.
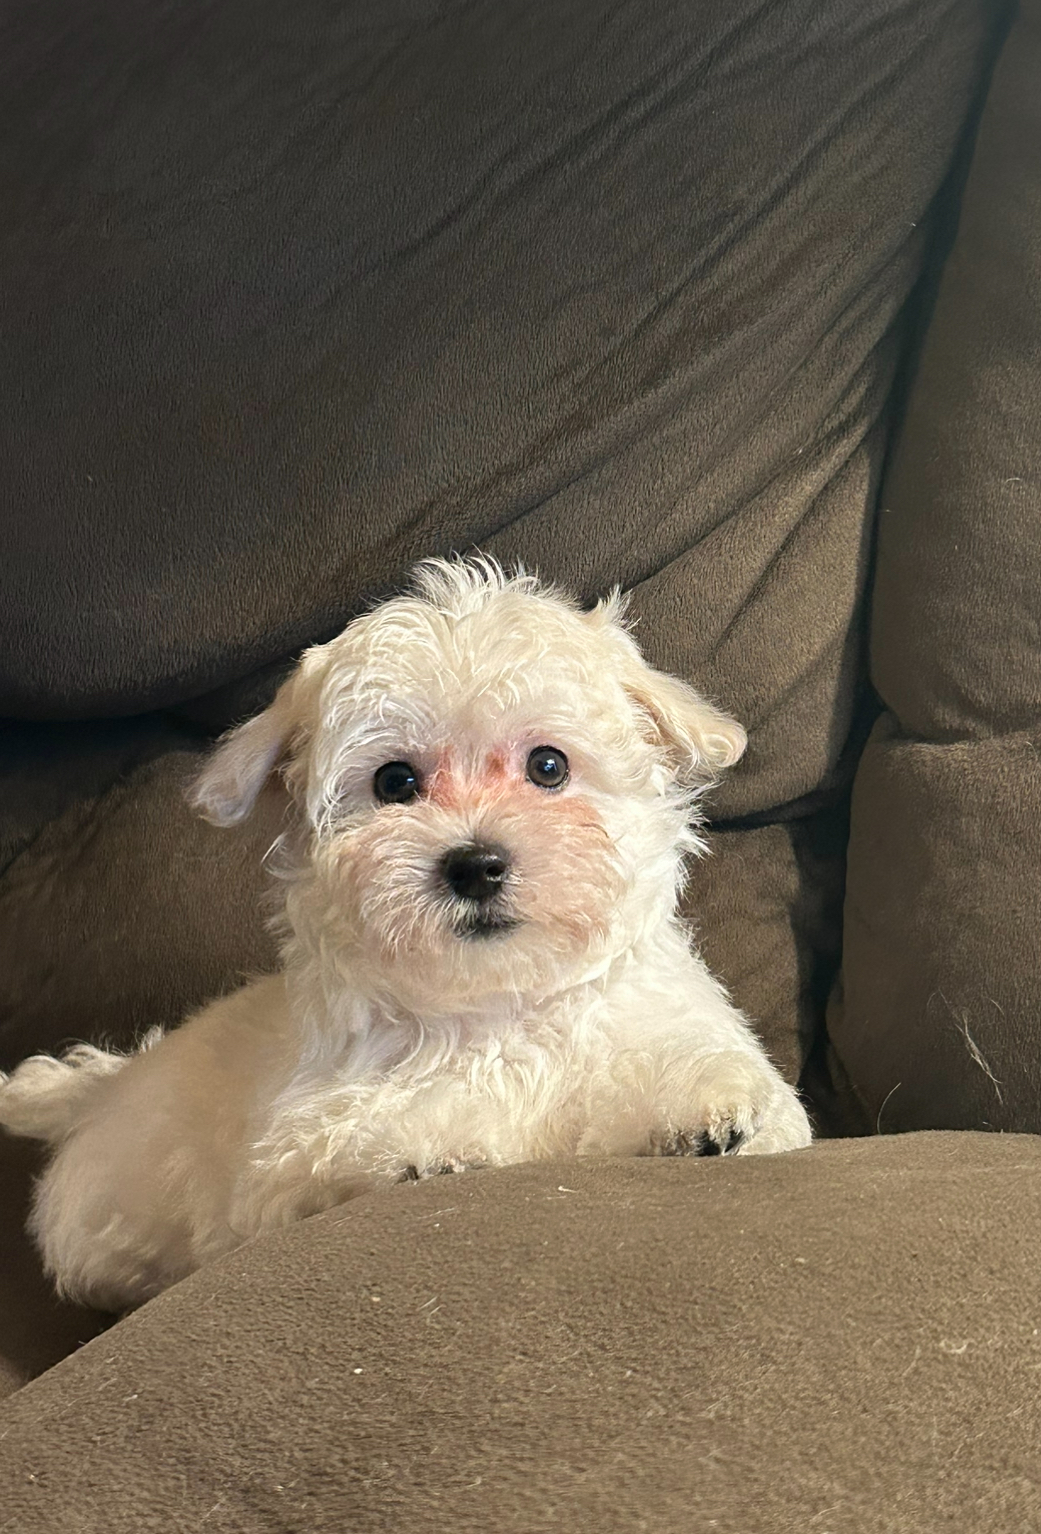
[454, 908, 521, 940]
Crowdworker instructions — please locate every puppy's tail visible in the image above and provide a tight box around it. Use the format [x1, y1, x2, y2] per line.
[0, 1040, 144, 1146]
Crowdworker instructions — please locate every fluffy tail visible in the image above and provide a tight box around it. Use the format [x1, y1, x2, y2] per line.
[0, 1043, 135, 1146]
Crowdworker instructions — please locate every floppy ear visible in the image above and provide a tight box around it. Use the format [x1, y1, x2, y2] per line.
[585, 595, 746, 784]
[189, 678, 301, 827]
[622, 663, 747, 784]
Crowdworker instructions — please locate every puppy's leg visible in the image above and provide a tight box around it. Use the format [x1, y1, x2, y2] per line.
[587, 942, 812, 1158]
[0, 1041, 140, 1145]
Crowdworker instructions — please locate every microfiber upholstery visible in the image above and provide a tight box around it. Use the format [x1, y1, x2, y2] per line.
[836, 0, 1041, 1133]
[2, 1136, 1040, 1533]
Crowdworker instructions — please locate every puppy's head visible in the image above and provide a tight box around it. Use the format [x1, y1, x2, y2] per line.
[191, 558, 745, 1013]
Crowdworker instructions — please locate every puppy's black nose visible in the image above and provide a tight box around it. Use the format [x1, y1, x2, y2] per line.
[440, 843, 510, 903]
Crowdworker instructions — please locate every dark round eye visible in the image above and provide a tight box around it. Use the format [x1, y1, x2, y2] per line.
[526, 746, 569, 790]
[373, 761, 421, 805]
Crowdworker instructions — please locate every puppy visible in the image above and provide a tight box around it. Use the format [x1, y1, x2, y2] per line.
[0, 557, 811, 1310]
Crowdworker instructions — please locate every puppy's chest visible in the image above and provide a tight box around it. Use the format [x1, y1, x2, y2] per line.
[377, 1012, 596, 1095]
[276, 1010, 600, 1127]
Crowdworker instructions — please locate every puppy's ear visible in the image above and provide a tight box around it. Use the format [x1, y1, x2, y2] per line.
[623, 664, 747, 784]
[584, 596, 746, 784]
[189, 676, 302, 827]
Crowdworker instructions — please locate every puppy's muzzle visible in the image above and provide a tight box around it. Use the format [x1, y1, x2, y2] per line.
[439, 843, 518, 937]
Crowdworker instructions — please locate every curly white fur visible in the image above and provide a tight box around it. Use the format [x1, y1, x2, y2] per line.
[0, 557, 811, 1309]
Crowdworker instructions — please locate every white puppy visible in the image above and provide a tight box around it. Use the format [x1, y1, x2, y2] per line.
[0, 558, 810, 1310]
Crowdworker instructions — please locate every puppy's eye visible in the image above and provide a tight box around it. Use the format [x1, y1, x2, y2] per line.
[373, 761, 421, 805]
[526, 746, 569, 790]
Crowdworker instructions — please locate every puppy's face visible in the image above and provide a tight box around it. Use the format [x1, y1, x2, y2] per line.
[193, 561, 745, 1013]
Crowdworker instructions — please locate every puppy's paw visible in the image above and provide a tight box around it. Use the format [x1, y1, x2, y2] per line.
[653, 1049, 812, 1159]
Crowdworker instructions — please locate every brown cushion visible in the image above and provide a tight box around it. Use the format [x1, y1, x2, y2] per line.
[0, 725, 282, 1071]
[836, 0, 1041, 1131]
[686, 810, 847, 1091]
[1, 1134, 1039, 1529]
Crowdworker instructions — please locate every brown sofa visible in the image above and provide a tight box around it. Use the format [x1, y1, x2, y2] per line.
[2, 0, 1038, 1527]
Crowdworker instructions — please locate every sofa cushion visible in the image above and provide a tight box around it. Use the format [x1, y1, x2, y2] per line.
[836, 0, 1041, 1131]
[1, 1134, 1039, 1528]
[0, 0, 1008, 824]
[0, 720, 282, 1072]
[685, 810, 847, 1091]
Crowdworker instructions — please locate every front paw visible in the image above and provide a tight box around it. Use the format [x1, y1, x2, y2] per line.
[652, 1050, 812, 1159]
